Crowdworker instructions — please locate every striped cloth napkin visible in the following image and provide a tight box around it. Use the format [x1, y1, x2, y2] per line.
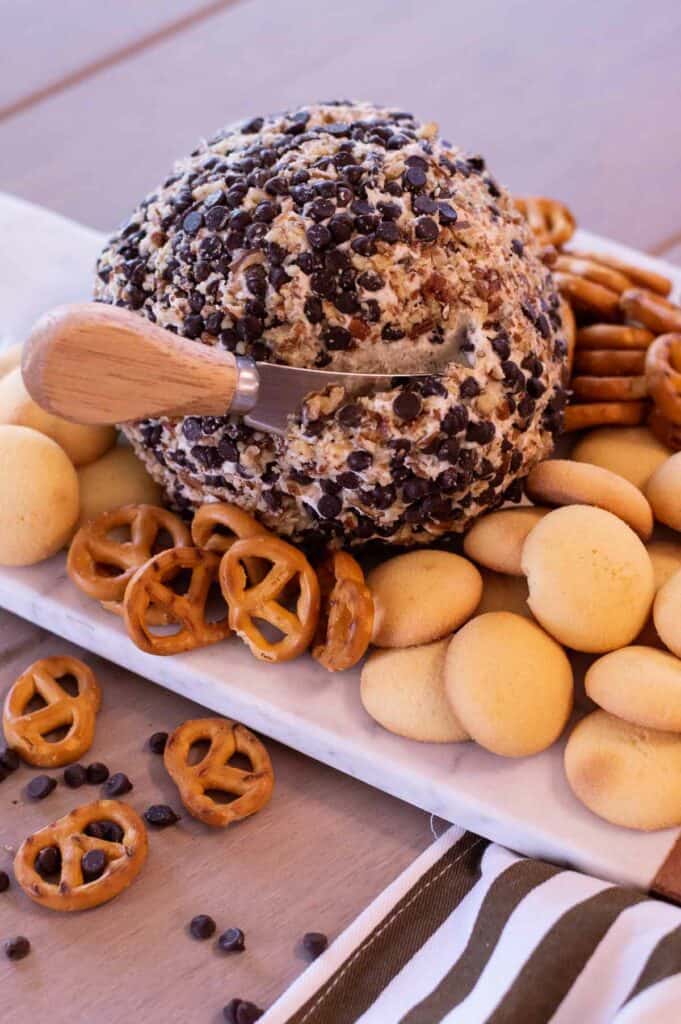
[264, 828, 681, 1024]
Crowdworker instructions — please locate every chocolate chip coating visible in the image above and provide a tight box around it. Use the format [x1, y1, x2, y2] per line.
[96, 102, 564, 546]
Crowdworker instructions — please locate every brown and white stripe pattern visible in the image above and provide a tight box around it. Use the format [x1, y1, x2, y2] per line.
[264, 829, 681, 1024]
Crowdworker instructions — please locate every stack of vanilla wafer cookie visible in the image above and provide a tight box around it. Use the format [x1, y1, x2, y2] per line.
[516, 196, 681, 448]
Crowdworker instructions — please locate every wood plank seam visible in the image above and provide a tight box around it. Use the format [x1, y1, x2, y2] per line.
[0, 0, 244, 124]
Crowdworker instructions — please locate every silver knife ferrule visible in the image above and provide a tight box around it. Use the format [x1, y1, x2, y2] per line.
[231, 356, 260, 415]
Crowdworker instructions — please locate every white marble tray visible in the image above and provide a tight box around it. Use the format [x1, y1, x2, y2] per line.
[1, 192, 680, 893]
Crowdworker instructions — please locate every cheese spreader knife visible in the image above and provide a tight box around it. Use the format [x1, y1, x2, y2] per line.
[22, 303, 429, 436]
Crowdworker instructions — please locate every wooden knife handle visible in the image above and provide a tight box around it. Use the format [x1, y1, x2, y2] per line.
[21, 302, 247, 425]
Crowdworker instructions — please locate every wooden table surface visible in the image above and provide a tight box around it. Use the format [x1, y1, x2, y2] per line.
[1, 2, 680, 1021]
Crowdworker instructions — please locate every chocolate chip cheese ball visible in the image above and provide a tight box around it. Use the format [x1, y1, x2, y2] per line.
[95, 102, 568, 546]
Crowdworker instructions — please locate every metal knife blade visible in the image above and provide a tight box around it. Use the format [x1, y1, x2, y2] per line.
[242, 361, 430, 436]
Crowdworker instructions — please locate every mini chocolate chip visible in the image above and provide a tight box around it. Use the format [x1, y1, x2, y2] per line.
[350, 235, 375, 257]
[337, 471, 360, 489]
[86, 762, 109, 785]
[269, 267, 290, 290]
[303, 296, 323, 324]
[491, 335, 511, 360]
[307, 224, 332, 250]
[63, 764, 87, 788]
[184, 315, 205, 339]
[241, 116, 264, 133]
[466, 420, 495, 444]
[517, 396, 536, 418]
[377, 200, 401, 219]
[324, 326, 352, 351]
[148, 732, 168, 754]
[338, 404, 362, 427]
[347, 449, 372, 471]
[535, 313, 551, 340]
[237, 315, 263, 342]
[223, 1000, 264, 1024]
[334, 291, 360, 315]
[27, 775, 56, 800]
[438, 438, 461, 462]
[381, 323, 405, 341]
[422, 496, 452, 521]
[393, 391, 422, 421]
[218, 928, 246, 953]
[4, 936, 30, 961]
[181, 210, 202, 235]
[81, 849, 107, 883]
[0, 748, 19, 773]
[438, 202, 458, 225]
[205, 205, 229, 231]
[527, 377, 546, 398]
[318, 494, 342, 519]
[413, 194, 437, 214]
[415, 216, 439, 242]
[190, 915, 217, 940]
[460, 377, 481, 398]
[309, 198, 335, 222]
[244, 265, 267, 297]
[376, 220, 400, 243]
[357, 271, 384, 292]
[327, 213, 353, 242]
[85, 821, 124, 843]
[404, 166, 427, 191]
[511, 238, 524, 256]
[103, 772, 132, 798]
[0, 872, 9, 893]
[35, 845, 61, 878]
[302, 932, 328, 960]
[144, 805, 180, 828]
[403, 476, 430, 502]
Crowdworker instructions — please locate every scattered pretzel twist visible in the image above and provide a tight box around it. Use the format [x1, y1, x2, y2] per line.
[220, 535, 320, 662]
[312, 552, 374, 672]
[164, 718, 274, 827]
[68, 505, 191, 603]
[514, 196, 576, 247]
[124, 547, 230, 655]
[2, 656, 101, 767]
[14, 799, 147, 911]
[645, 334, 681, 427]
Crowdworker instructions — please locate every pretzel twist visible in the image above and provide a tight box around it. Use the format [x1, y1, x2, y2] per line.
[566, 251, 672, 297]
[14, 800, 147, 911]
[312, 552, 374, 672]
[164, 718, 274, 827]
[2, 656, 101, 767]
[620, 289, 681, 335]
[576, 324, 654, 351]
[68, 505, 191, 603]
[570, 376, 647, 402]
[192, 502, 268, 583]
[648, 409, 681, 451]
[563, 402, 647, 432]
[220, 535, 320, 663]
[573, 349, 646, 377]
[645, 334, 681, 426]
[514, 196, 576, 247]
[124, 547, 231, 655]
[554, 271, 621, 321]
